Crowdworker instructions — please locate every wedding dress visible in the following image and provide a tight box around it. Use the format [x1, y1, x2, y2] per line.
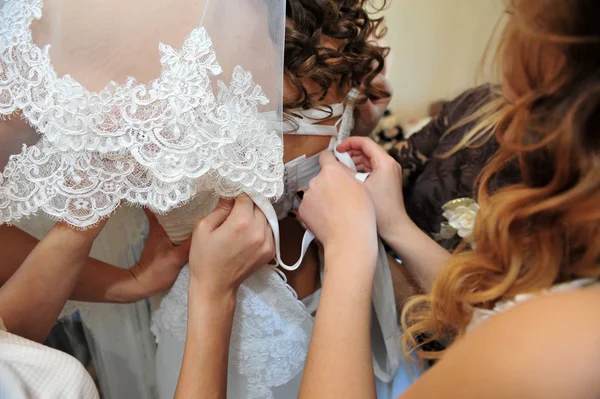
[0, 1, 407, 397]
[151, 99, 407, 398]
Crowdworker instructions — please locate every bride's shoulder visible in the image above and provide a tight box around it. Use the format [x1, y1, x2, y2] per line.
[404, 286, 600, 399]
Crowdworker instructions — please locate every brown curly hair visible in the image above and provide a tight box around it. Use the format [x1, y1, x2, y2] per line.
[284, 0, 390, 114]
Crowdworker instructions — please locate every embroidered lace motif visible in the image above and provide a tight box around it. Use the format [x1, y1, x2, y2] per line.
[152, 266, 312, 399]
[0, 0, 284, 228]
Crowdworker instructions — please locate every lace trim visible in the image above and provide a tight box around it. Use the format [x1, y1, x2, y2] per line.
[152, 266, 312, 399]
[0, 0, 284, 228]
[468, 278, 599, 332]
[3, 1, 217, 151]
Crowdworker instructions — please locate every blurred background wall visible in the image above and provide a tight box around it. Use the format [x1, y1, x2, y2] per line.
[382, 0, 505, 121]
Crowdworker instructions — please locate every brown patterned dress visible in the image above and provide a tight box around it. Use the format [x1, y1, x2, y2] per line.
[374, 84, 520, 251]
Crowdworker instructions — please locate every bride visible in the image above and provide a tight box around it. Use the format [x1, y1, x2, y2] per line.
[0, 0, 407, 397]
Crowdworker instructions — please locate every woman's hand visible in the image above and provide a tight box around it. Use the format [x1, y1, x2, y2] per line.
[337, 136, 411, 241]
[0, 219, 109, 342]
[298, 151, 378, 264]
[339, 136, 450, 292]
[126, 210, 192, 300]
[297, 151, 379, 399]
[188, 195, 275, 302]
[176, 196, 274, 399]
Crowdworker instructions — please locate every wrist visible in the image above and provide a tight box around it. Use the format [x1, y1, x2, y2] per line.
[113, 266, 147, 303]
[322, 245, 377, 299]
[52, 219, 106, 246]
[188, 278, 237, 314]
[378, 211, 416, 242]
[380, 219, 424, 257]
[324, 239, 377, 277]
[184, 279, 237, 361]
[93, 266, 145, 304]
[324, 227, 378, 256]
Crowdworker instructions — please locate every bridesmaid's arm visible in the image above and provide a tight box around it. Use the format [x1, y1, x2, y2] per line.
[381, 221, 450, 292]
[297, 152, 380, 399]
[298, 247, 378, 399]
[0, 212, 190, 304]
[175, 196, 275, 399]
[176, 284, 236, 399]
[0, 222, 105, 342]
[0, 224, 135, 302]
[339, 137, 450, 292]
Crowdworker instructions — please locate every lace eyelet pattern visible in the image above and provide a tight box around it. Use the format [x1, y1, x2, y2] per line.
[0, 0, 284, 228]
[152, 266, 313, 399]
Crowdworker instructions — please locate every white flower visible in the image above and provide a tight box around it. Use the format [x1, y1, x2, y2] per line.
[441, 198, 480, 244]
[73, 198, 90, 210]
[55, 78, 88, 114]
[103, 182, 116, 192]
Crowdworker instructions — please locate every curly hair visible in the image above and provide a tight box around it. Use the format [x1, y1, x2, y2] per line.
[402, 0, 600, 365]
[284, 0, 389, 114]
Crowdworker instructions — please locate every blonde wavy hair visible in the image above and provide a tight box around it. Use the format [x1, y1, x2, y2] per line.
[402, 0, 600, 364]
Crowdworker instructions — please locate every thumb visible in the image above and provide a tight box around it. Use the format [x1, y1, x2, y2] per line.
[195, 198, 234, 232]
[337, 137, 385, 167]
[318, 151, 338, 168]
[320, 150, 356, 177]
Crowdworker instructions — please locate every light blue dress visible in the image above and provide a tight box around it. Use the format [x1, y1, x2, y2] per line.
[376, 360, 421, 399]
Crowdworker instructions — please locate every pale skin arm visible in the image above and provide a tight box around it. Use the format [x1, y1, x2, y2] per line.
[0, 211, 190, 304]
[175, 196, 275, 399]
[298, 152, 379, 399]
[178, 288, 236, 399]
[0, 224, 140, 303]
[338, 136, 450, 292]
[0, 222, 106, 342]
[382, 222, 450, 292]
[299, 252, 600, 399]
[299, 248, 377, 399]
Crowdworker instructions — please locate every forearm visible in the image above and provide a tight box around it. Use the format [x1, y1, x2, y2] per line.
[299, 247, 377, 399]
[0, 225, 144, 303]
[72, 260, 143, 303]
[383, 221, 449, 292]
[0, 223, 101, 341]
[175, 282, 236, 399]
[0, 225, 41, 285]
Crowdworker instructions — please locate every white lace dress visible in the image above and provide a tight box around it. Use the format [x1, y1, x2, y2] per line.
[0, 0, 294, 397]
[0, 1, 404, 398]
[150, 196, 314, 399]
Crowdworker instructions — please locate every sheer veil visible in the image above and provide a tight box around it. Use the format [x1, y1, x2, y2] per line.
[0, 0, 285, 225]
[0, 0, 286, 397]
